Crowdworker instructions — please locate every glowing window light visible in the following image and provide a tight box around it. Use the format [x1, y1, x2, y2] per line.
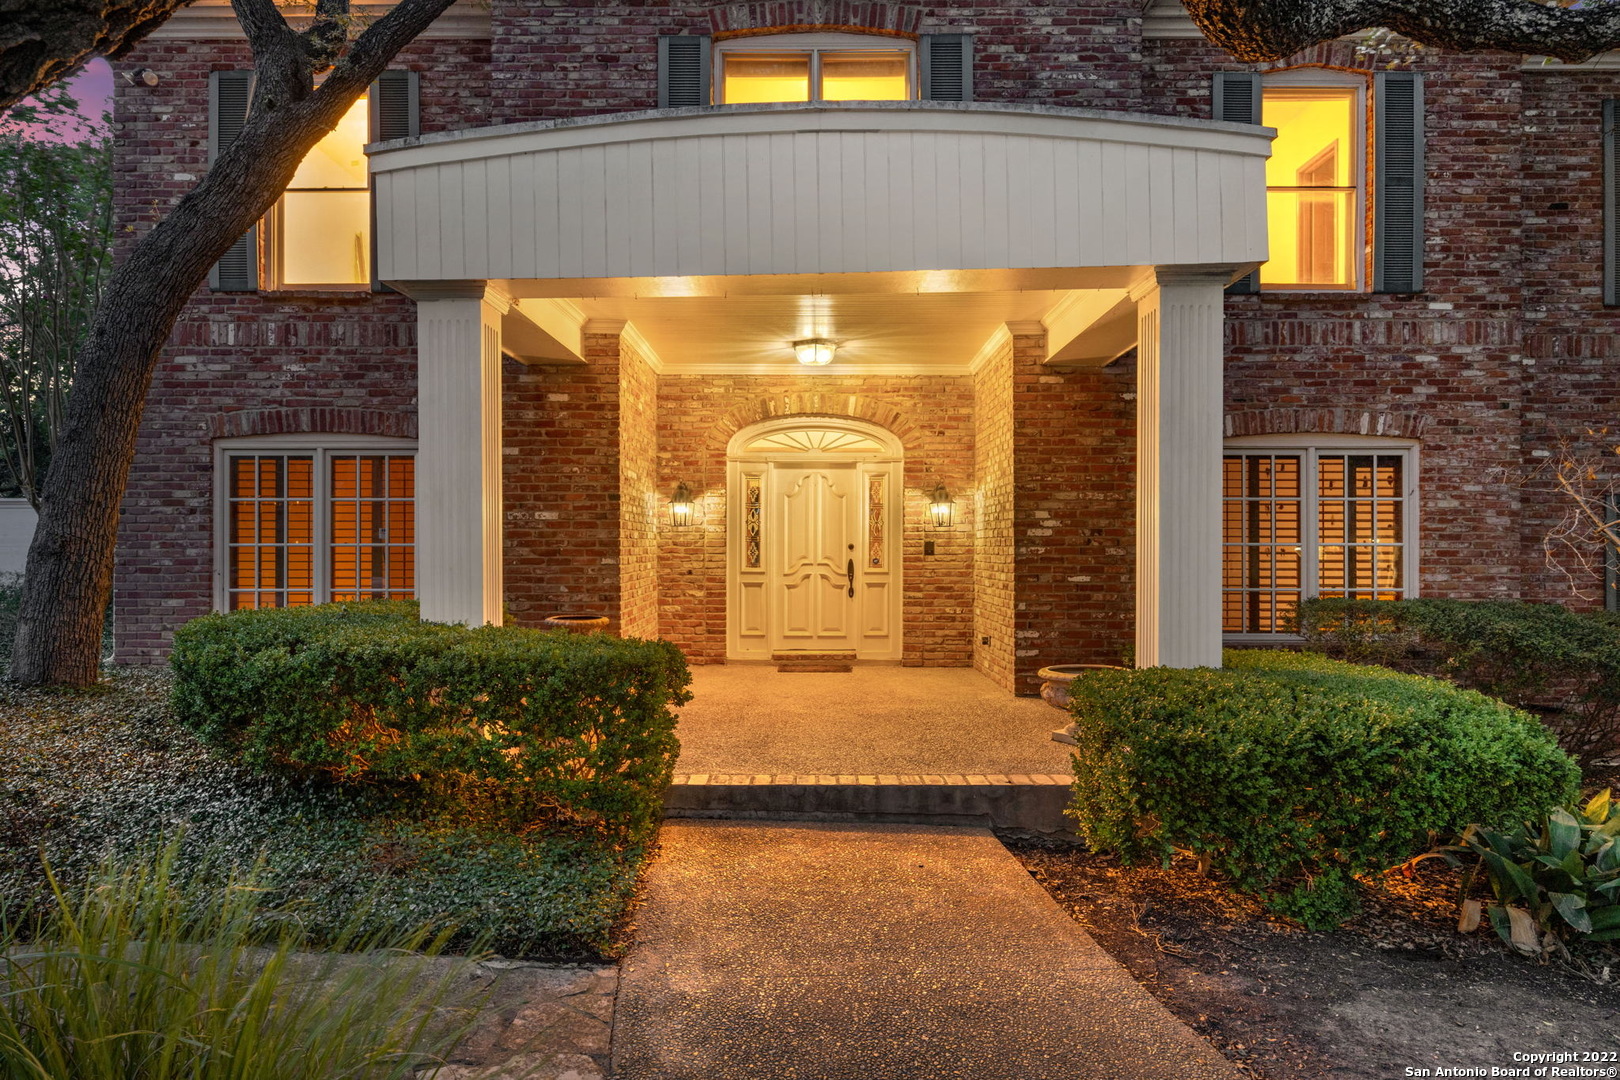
[1260, 86, 1359, 290]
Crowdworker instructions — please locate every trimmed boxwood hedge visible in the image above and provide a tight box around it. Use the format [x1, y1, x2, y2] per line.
[170, 601, 690, 838]
[1297, 597, 1620, 763]
[1065, 649, 1579, 928]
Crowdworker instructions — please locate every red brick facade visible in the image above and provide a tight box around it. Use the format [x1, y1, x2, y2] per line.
[109, 3, 1620, 691]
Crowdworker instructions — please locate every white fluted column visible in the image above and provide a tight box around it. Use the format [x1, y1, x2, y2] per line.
[413, 282, 505, 626]
[1130, 267, 1232, 669]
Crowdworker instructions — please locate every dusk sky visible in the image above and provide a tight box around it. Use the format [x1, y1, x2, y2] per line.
[16, 57, 114, 142]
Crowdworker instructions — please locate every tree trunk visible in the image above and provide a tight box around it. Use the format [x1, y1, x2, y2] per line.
[8, 0, 455, 686]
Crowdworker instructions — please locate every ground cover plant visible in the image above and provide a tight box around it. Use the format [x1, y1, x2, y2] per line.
[1298, 596, 1620, 762]
[1063, 649, 1579, 927]
[0, 596, 690, 958]
[0, 842, 478, 1080]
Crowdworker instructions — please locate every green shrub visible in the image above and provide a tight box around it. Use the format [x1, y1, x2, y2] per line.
[0, 841, 478, 1080]
[0, 664, 648, 958]
[1297, 597, 1620, 763]
[169, 602, 691, 838]
[1065, 649, 1580, 928]
[1451, 789, 1620, 953]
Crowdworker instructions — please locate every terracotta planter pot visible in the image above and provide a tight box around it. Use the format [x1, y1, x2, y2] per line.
[542, 614, 611, 634]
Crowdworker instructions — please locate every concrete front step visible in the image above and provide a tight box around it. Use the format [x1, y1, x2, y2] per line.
[664, 773, 1073, 832]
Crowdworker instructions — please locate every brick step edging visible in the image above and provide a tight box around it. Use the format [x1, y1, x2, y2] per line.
[671, 773, 1072, 786]
[664, 774, 1074, 832]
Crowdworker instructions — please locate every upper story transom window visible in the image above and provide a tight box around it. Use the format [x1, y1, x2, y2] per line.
[1261, 80, 1364, 291]
[715, 34, 915, 105]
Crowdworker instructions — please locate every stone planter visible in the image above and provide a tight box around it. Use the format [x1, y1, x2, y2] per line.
[1038, 664, 1128, 746]
[1037, 664, 1126, 710]
[542, 613, 611, 634]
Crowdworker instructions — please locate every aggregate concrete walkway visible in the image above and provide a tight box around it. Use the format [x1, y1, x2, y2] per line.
[673, 666, 1071, 776]
[612, 821, 1241, 1080]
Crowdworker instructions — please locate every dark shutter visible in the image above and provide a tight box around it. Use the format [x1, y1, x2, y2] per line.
[369, 70, 420, 292]
[1605, 100, 1620, 306]
[209, 70, 257, 292]
[1374, 71, 1425, 293]
[658, 36, 710, 108]
[1213, 72, 1262, 294]
[371, 68, 419, 142]
[921, 34, 973, 102]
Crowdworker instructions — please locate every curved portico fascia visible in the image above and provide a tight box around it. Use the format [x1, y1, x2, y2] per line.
[369, 100, 1272, 286]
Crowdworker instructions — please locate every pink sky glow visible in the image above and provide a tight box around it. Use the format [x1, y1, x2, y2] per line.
[14, 57, 114, 143]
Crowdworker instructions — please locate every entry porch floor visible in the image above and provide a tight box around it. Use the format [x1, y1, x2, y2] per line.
[666, 666, 1076, 830]
[671, 664, 1072, 777]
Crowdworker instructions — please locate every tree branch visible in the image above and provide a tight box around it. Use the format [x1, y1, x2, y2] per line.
[0, 0, 197, 114]
[1185, 0, 1620, 64]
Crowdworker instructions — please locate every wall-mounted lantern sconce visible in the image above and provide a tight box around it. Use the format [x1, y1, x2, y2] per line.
[793, 338, 837, 366]
[928, 484, 955, 528]
[669, 481, 699, 527]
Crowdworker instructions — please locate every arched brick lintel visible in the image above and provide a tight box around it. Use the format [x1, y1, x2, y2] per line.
[210, 408, 418, 441]
[710, 394, 921, 449]
[709, 0, 923, 38]
[1256, 43, 1372, 75]
[1225, 407, 1429, 441]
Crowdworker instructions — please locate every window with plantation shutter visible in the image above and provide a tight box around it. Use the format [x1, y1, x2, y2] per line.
[216, 439, 416, 610]
[209, 71, 257, 291]
[1373, 70, 1424, 293]
[921, 34, 972, 102]
[1604, 100, 1619, 307]
[1222, 437, 1419, 638]
[658, 35, 711, 107]
[1212, 72, 1261, 294]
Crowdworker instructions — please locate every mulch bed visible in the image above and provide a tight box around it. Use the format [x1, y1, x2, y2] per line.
[1004, 832, 1620, 1079]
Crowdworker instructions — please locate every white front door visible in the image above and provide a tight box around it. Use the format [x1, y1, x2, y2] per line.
[773, 463, 859, 651]
[727, 445, 901, 661]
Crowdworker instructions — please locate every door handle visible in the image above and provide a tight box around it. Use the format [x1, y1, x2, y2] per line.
[846, 558, 855, 598]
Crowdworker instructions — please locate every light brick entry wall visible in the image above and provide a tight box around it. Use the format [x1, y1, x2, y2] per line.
[656, 376, 976, 667]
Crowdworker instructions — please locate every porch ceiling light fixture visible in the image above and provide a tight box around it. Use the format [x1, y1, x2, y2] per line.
[928, 484, 955, 529]
[793, 338, 837, 366]
[669, 481, 700, 528]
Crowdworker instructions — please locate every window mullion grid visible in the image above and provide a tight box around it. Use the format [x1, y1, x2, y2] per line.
[1304, 447, 1320, 607]
[315, 449, 332, 605]
[810, 50, 823, 102]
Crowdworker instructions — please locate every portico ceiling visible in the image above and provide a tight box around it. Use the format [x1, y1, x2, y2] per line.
[569, 289, 1078, 374]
